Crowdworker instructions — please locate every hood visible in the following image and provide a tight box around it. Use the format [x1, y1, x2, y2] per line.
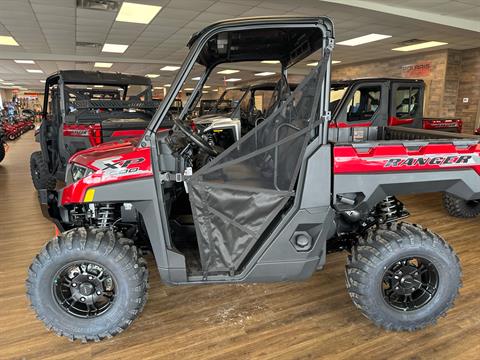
[71, 137, 142, 169]
[193, 114, 232, 125]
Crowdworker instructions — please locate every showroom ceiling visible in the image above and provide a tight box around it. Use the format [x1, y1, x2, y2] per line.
[0, 0, 478, 90]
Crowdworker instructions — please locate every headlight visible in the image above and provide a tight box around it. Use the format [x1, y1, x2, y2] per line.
[71, 163, 93, 183]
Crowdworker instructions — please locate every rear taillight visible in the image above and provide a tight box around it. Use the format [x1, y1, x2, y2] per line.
[63, 123, 102, 146]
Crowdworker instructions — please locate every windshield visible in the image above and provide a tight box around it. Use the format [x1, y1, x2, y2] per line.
[329, 85, 348, 112]
[212, 88, 247, 114]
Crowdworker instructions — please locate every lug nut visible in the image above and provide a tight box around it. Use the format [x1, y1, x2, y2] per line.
[395, 287, 399, 290]
[96, 291, 102, 295]
[88, 276, 94, 280]
[72, 283, 77, 287]
[80, 297, 85, 302]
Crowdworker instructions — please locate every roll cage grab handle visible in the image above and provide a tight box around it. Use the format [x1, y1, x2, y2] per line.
[139, 18, 335, 147]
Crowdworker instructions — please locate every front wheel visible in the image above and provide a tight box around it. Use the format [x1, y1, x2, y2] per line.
[346, 222, 461, 331]
[26, 228, 149, 342]
[30, 151, 56, 190]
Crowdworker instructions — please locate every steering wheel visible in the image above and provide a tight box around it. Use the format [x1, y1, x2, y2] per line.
[173, 118, 218, 156]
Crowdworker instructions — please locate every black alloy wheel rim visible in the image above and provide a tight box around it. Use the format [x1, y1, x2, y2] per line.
[53, 261, 116, 318]
[466, 200, 480, 208]
[382, 256, 439, 311]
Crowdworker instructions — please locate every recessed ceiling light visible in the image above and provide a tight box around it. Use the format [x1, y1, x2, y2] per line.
[26, 69, 43, 73]
[261, 60, 280, 64]
[212, 89, 219, 92]
[40, 80, 46, 83]
[202, 91, 209, 94]
[217, 69, 239, 75]
[307, 62, 318, 66]
[160, 66, 180, 71]
[192, 76, 201, 81]
[392, 41, 448, 52]
[94, 85, 104, 88]
[203, 85, 211, 89]
[255, 72, 276, 77]
[164, 84, 171, 87]
[116, 2, 162, 24]
[15, 60, 35, 64]
[332, 60, 342, 64]
[225, 78, 241, 82]
[102, 43, 129, 53]
[145, 74, 160, 78]
[86, 87, 93, 90]
[337, 33, 391, 46]
[0, 35, 19, 46]
[153, 86, 164, 89]
[184, 88, 194, 91]
[94, 62, 113, 68]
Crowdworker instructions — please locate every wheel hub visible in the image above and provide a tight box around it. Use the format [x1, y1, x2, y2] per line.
[382, 257, 439, 311]
[53, 261, 116, 318]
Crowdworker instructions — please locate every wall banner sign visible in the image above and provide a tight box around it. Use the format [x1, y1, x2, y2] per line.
[401, 61, 432, 78]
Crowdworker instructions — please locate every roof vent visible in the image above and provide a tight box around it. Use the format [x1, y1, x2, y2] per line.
[76, 41, 102, 48]
[76, 0, 119, 11]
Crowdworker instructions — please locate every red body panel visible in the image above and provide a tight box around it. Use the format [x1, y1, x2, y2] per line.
[388, 116, 414, 126]
[62, 137, 153, 205]
[334, 143, 480, 174]
[423, 118, 463, 133]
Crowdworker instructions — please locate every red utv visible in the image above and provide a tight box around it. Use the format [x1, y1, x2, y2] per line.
[29, 71, 161, 190]
[29, 16, 478, 342]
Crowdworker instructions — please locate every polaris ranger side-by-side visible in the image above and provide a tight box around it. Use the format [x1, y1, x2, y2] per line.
[28, 17, 479, 342]
[329, 78, 462, 132]
[30, 71, 160, 190]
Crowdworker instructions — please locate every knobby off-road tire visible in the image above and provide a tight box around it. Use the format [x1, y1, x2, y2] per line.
[346, 222, 461, 331]
[26, 228, 149, 342]
[30, 151, 56, 190]
[442, 192, 480, 218]
[0, 141, 5, 163]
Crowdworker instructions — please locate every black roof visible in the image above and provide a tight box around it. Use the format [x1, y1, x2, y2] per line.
[187, 16, 334, 68]
[332, 78, 425, 87]
[45, 70, 152, 86]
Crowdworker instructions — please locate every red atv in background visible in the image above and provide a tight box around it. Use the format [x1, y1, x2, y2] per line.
[29, 71, 161, 190]
[28, 16, 479, 342]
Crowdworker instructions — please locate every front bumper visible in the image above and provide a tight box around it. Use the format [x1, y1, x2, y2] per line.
[38, 189, 68, 232]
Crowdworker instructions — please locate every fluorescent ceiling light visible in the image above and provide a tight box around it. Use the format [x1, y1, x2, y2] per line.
[164, 84, 171, 87]
[153, 86, 164, 89]
[255, 72, 276, 77]
[192, 76, 201, 81]
[203, 85, 211, 89]
[184, 88, 194, 91]
[202, 91, 209, 94]
[102, 43, 129, 53]
[94, 62, 113, 68]
[337, 33, 391, 46]
[26, 69, 43, 73]
[40, 80, 46, 83]
[392, 41, 448, 52]
[116, 2, 162, 24]
[261, 60, 280, 64]
[0, 35, 19, 46]
[3, 82, 14, 85]
[15, 60, 35, 64]
[0, 79, 2, 81]
[160, 65, 180, 71]
[225, 78, 241, 82]
[212, 89, 219, 92]
[307, 60, 341, 66]
[332, 60, 342, 64]
[145, 73, 160, 78]
[217, 69, 239, 75]
[94, 85, 104, 88]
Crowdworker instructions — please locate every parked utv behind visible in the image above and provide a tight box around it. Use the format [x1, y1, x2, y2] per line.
[30, 71, 160, 190]
[29, 16, 476, 342]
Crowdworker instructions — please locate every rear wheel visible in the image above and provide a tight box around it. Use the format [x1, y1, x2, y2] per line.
[0, 141, 5, 163]
[346, 222, 461, 331]
[442, 192, 480, 218]
[26, 228, 148, 342]
[30, 151, 56, 190]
